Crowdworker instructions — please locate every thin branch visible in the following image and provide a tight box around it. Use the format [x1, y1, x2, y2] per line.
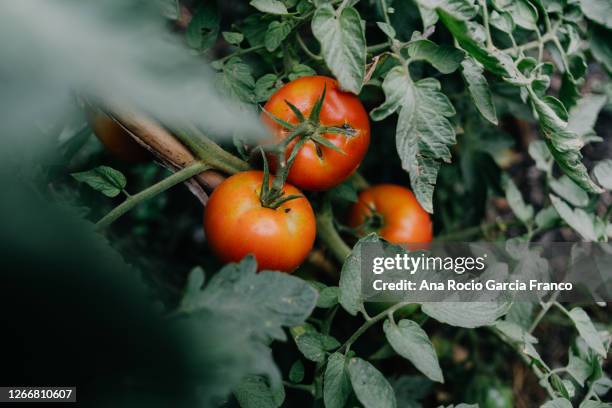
[96, 161, 210, 229]
[479, 0, 494, 50]
[296, 32, 323, 61]
[339, 301, 411, 354]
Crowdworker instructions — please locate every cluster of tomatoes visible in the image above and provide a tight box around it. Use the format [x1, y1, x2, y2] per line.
[92, 76, 432, 272]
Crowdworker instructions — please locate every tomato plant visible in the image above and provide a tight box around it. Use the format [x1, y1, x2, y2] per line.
[348, 184, 432, 244]
[3, 0, 611, 407]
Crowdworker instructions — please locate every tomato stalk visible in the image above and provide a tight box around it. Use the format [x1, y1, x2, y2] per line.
[315, 199, 351, 262]
[175, 126, 249, 174]
[96, 161, 210, 230]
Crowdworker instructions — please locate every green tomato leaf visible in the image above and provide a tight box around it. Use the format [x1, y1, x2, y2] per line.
[568, 307, 607, 357]
[549, 194, 598, 241]
[550, 373, 571, 400]
[288, 360, 305, 383]
[370, 67, 457, 213]
[589, 24, 612, 74]
[324, 353, 352, 408]
[490, 10, 515, 33]
[255, 73, 280, 102]
[580, 0, 612, 28]
[288, 64, 317, 81]
[535, 206, 560, 230]
[234, 375, 285, 408]
[498, 0, 539, 30]
[339, 234, 380, 315]
[528, 90, 604, 194]
[383, 319, 444, 383]
[240, 14, 271, 47]
[186, 2, 220, 50]
[549, 175, 589, 207]
[529, 140, 553, 172]
[567, 351, 592, 386]
[559, 55, 588, 110]
[347, 357, 397, 408]
[594, 159, 612, 190]
[419, 0, 478, 20]
[317, 286, 340, 308]
[406, 39, 465, 74]
[417, 2, 440, 27]
[377, 22, 396, 39]
[541, 398, 573, 408]
[494, 320, 538, 344]
[264, 20, 293, 51]
[436, 8, 515, 77]
[505, 302, 534, 330]
[422, 301, 511, 328]
[329, 182, 359, 203]
[250, 0, 289, 15]
[293, 331, 340, 362]
[176, 256, 318, 342]
[461, 57, 498, 124]
[505, 177, 534, 224]
[217, 57, 256, 103]
[223, 31, 244, 45]
[72, 165, 127, 198]
[567, 94, 608, 138]
[312, 4, 366, 94]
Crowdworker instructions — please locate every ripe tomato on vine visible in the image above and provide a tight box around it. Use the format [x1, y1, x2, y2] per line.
[261, 76, 370, 191]
[204, 171, 316, 272]
[89, 112, 149, 163]
[348, 184, 433, 245]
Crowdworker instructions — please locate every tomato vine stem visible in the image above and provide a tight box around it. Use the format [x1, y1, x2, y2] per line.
[96, 161, 210, 230]
[175, 126, 249, 174]
[339, 301, 412, 354]
[316, 200, 351, 262]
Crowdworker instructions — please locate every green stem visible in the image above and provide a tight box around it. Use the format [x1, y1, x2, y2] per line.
[367, 42, 390, 54]
[296, 32, 323, 61]
[96, 162, 210, 230]
[339, 301, 411, 354]
[316, 203, 351, 263]
[215, 45, 265, 65]
[552, 37, 570, 72]
[502, 21, 560, 55]
[379, 0, 392, 26]
[283, 381, 315, 395]
[529, 297, 556, 333]
[479, 0, 494, 50]
[491, 327, 557, 399]
[337, 0, 351, 14]
[175, 127, 249, 175]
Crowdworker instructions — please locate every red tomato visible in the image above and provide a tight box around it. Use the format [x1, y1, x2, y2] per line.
[261, 76, 370, 191]
[347, 184, 433, 244]
[204, 171, 316, 272]
[89, 112, 149, 163]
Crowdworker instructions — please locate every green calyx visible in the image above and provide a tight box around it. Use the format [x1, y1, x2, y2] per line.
[359, 207, 385, 234]
[257, 86, 356, 210]
[261, 85, 357, 159]
[258, 149, 303, 209]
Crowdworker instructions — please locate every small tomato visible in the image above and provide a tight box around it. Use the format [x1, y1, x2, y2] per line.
[89, 112, 149, 163]
[348, 184, 432, 244]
